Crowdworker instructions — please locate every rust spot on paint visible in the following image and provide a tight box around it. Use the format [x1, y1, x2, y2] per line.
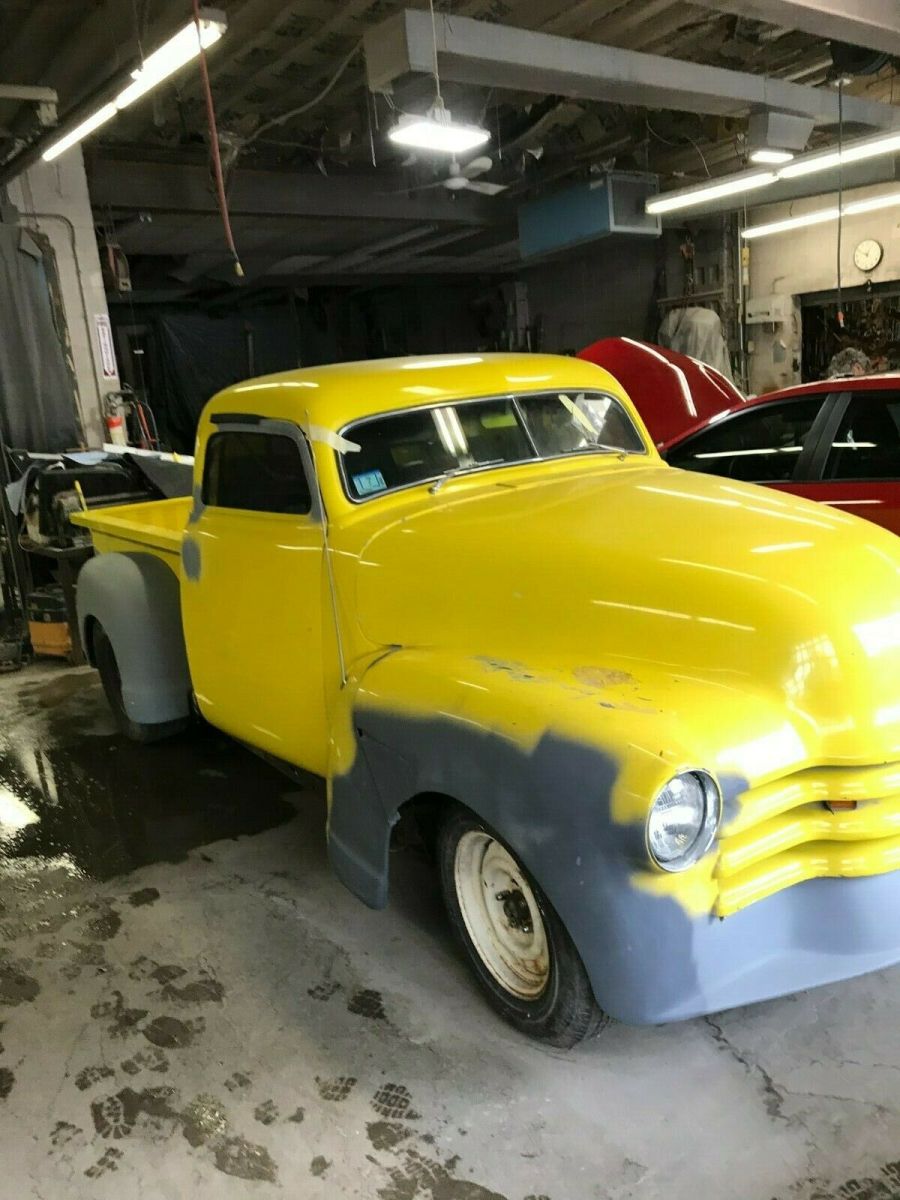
[573, 666, 634, 688]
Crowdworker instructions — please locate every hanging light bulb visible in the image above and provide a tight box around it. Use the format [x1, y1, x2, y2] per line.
[388, 101, 490, 154]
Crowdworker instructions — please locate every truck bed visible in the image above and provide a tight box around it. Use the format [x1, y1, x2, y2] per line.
[71, 496, 190, 566]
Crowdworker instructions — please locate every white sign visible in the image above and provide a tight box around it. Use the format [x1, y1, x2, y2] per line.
[95, 313, 118, 380]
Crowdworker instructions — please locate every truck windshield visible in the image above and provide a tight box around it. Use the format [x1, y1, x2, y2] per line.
[342, 390, 646, 500]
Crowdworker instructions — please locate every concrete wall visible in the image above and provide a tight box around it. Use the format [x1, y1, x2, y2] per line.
[5, 148, 117, 445]
[523, 235, 659, 353]
[747, 180, 900, 394]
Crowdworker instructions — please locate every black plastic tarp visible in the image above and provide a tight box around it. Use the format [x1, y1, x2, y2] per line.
[154, 307, 298, 451]
[0, 224, 80, 451]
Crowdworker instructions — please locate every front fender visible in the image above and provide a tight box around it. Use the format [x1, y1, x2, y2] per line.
[77, 552, 191, 726]
[327, 650, 807, 1021]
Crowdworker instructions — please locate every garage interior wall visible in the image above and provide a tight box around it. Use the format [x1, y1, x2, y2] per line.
[747, 179, 900, 394]
[523, 236, 659, 353]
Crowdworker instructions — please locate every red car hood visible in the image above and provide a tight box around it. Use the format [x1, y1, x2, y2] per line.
[578, 337, 747, 451]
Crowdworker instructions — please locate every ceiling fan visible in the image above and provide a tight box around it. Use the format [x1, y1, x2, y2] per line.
[441, 156, 508, 196]
[393, 155, 507, 197]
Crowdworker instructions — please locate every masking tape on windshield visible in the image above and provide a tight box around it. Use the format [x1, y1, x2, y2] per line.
[558, 393, 595, 434]
[305, 424, 361, 454]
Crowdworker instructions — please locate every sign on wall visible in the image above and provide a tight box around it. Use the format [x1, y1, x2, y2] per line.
[95, 313, 118, 379]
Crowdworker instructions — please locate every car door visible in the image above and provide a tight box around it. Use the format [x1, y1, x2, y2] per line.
[665, 394, 832, 501]
[180, 417, 331, 775]
[802, 389, 900, 536]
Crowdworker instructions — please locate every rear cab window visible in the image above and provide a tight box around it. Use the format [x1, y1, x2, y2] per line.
[203, 430, 312, 514]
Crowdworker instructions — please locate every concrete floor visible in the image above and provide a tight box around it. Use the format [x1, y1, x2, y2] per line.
[1, 664, 899, 1200]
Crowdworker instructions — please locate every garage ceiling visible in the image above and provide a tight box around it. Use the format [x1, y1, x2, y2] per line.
[2, 0, 898, 293]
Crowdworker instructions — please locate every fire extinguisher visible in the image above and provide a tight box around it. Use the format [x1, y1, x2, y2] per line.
[104, 392, 128, 446]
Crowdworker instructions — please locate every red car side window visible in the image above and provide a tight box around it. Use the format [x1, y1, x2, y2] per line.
[824, 394, 900, 482]
[668, 397, 824, 483]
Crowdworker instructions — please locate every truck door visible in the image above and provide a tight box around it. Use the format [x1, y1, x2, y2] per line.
[180, 417, 331, 775]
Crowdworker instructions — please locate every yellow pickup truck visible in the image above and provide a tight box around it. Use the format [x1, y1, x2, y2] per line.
[73, 353, 900, 1047]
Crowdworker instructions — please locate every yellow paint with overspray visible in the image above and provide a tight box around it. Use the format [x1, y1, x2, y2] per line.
[73, 353, 900, 922]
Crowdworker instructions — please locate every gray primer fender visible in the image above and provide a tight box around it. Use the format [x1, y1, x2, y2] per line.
[77, 552, 191, 726]
[328, 701, 759, 1024]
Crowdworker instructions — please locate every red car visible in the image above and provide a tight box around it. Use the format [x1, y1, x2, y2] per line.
[579, 337, 900, 537]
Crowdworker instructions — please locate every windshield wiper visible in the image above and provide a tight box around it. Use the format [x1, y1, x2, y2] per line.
[564, 443, 628, 458]
[429, 468, 464, 494]
[429, 458, 504, 494]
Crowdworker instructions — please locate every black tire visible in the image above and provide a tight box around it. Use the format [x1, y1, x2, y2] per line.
[92, 622, 185, 743]
[437, 804, 610, 1048]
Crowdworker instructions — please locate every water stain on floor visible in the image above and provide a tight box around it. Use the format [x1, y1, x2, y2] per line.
[142, 1015, 202, 1049]
[348, 988, 387, 1021]
[0, 954, 41, 1005]
[90, 990, 148, 1038]
[0, 672, 299, 881]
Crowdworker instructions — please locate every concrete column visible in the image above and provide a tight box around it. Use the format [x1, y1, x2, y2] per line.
[4, 148, 117, 447]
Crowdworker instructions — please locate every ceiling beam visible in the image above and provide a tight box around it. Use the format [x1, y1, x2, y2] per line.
[86, 157, 500, 226]
[0, 85, 57, 103]
[364, 8, 900, 130]
[690, 0, 900, 58]
[221, 0, 373, 115]
[304, 225, 440, 274]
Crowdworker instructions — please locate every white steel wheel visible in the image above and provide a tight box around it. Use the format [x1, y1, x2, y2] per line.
[453, 829, 550, 1000]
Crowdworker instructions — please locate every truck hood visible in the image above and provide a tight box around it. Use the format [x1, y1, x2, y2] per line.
[354, 462, 900, 766]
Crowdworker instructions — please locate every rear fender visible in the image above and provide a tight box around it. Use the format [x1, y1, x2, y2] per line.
[77, 552, 191, 726]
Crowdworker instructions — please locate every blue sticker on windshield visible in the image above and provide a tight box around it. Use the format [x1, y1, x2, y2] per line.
[353, 469, 387, 496]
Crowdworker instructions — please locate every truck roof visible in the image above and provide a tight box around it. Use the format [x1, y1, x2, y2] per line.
[206, 352, 629, 433]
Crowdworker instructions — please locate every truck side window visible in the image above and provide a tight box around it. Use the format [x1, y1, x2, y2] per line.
[203, 431, 312, 515]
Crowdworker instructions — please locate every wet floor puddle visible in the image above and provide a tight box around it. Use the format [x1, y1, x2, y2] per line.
[0, 669, 299, 879]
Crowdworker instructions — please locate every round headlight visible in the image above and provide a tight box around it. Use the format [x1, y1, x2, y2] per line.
[646, 771, 721, 872]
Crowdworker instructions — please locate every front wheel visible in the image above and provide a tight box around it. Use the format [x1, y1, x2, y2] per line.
[437, 805, 609, 1047]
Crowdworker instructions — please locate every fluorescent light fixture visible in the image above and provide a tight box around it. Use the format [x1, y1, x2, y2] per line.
[779, 132, 900, 178]
[646, 170, 777, 215]
[776, 149, 841, 178]
[42, 9, 226, 162]
[388, 105, 490, 154]
[42, 103, 118, 161]
[115, 17, 224, 109]
[646, 125, 900, 216]
[742, 205, 841, 239]
[844, 190, 900, 217]
[743, 188, 900, 239]
[749, 148, 794, 165]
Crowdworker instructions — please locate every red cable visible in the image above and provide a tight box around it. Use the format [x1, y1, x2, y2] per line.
[192, 0, 243, 277]
[135, 401, 154, 450]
